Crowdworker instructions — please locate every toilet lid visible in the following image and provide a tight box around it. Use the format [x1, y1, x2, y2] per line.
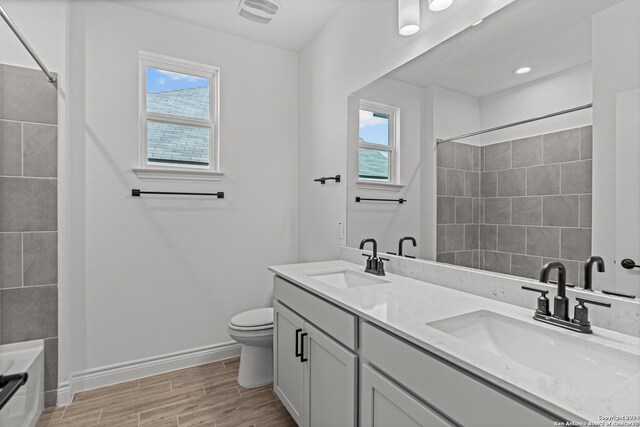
[230, 307, 274, 328]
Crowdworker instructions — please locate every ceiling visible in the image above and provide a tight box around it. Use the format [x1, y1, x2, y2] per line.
[112, 0, 348, 52]
[387, 0, 624, 98]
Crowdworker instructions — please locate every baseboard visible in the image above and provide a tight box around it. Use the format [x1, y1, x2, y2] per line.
[57, 341, 241, 405]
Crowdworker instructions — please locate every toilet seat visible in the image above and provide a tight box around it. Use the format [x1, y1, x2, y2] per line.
[229, 307, 273, 331]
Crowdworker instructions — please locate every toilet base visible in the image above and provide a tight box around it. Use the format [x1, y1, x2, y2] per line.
[238, 344, 273, 388]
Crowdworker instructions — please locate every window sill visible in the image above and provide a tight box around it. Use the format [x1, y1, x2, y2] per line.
[132, 167, 225, 181]
[356, 181, 405, 191]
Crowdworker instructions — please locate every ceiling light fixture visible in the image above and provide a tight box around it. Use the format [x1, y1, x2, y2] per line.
[515, 66, 534, 75]
[237, 0, 280, 24]
[471, 19, 483, 26]
[428, 0, 454, 12]
[398, 0, 420, 36]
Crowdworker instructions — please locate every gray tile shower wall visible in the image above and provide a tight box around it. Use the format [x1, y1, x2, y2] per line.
[0, 63, 58, 407]
[437, 126, 592, 286]
[436, 143, 481, 269]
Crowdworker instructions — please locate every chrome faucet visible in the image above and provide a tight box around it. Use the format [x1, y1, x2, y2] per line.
[523, 261, 611, 333]
[584, 256, 605, 291]
[398, 236, 417, 258]
[359, 238, 388, 276]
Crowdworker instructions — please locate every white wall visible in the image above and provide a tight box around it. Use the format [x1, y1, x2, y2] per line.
[475, 64, 593, 144]
[615, 89, 640, 294]
[0, 0, 67, 72]
[433, 86, 481, 142]
[346, 77, 422, 256]
[592, 0, 640, 291]
[62, 0, 298, 394]
[297, 0, 516, 262]
[423, 65, 593, 147]
[420, 86, 481, 258]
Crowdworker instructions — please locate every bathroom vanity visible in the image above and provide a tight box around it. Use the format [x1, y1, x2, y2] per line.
[270, 260, 640, 427]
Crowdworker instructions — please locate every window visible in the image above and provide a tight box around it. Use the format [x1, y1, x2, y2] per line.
[358, 100, 399, 183]
[138, 52, 220, 176]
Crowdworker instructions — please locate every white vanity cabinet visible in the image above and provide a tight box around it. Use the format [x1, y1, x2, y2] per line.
[360, 364, 454, 427]
[304, 322, 357, 427]
[360, 322, 560, 427]
[273, 274, 564, 427]
[273, 278, 358, 427]
[273, 301, 305, 425]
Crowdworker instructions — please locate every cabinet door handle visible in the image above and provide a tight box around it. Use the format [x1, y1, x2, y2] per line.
[295, 328, 302, 357]
[300, 332, 308, 362]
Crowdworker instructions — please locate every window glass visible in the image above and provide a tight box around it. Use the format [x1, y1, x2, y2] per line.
[358, 148, 390, 181]
[146, 67, 210, 120]
[147, 121, 210, 166]
[359, 109, 390, 146]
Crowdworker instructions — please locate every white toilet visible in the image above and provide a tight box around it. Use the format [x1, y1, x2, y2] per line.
[227, 307, 274, 388]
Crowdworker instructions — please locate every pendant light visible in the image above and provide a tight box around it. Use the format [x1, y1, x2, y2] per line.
[398, 0, 420, 36]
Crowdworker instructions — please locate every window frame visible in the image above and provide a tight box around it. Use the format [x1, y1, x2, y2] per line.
[357, 99, 401, 185]
[137, 51, 221, 177]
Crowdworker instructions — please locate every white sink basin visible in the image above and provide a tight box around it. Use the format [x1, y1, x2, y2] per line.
[306, 269, 390, 290]
[428, 310, 640, 396]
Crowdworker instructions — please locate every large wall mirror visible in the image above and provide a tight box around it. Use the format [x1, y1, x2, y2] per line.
[347, 0, 640, 294]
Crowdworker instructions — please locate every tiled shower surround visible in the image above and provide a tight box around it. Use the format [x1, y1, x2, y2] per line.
[0, 63, 58, 406]
[437, 126, 592, 286]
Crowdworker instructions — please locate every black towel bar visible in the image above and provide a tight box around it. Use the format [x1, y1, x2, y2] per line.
[356, 197, 406, 204]
[132, 189, 224, 198]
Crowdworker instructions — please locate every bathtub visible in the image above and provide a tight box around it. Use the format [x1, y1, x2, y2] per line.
[0, 340, 44, 427]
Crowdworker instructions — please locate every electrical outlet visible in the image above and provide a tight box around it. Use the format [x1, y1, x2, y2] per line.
[338, 222, 345, 240]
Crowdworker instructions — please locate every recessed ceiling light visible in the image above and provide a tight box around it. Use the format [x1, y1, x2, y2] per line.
[515, 66, 534, 75]
[471, 19, 483, 26]
[428, 0, 454, 12]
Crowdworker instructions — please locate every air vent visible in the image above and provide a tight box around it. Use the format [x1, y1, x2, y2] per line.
[237, 0, 280, 24]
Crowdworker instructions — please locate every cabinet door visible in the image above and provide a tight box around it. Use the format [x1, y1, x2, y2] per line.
[274, 301, 305, 425]
[360, 364, 453, 427]
[303, 323, 357, 427]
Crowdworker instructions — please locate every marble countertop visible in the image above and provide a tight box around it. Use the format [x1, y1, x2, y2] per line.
[269, 260, 640, 423]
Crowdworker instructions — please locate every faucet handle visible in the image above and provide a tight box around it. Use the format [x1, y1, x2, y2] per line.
[522, 286, 551, 316]
[522, 285, 549, 296]
[375, 257, 390, 275]
[576, 297, 611, 308]
[572, 297, 611, 327]
[362, 253, 373, 270]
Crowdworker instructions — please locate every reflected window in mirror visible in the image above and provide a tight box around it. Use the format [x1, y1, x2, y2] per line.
[358, 100, 399, 183]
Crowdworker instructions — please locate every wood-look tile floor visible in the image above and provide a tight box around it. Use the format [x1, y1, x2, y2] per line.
[36, 357, 296, 427]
